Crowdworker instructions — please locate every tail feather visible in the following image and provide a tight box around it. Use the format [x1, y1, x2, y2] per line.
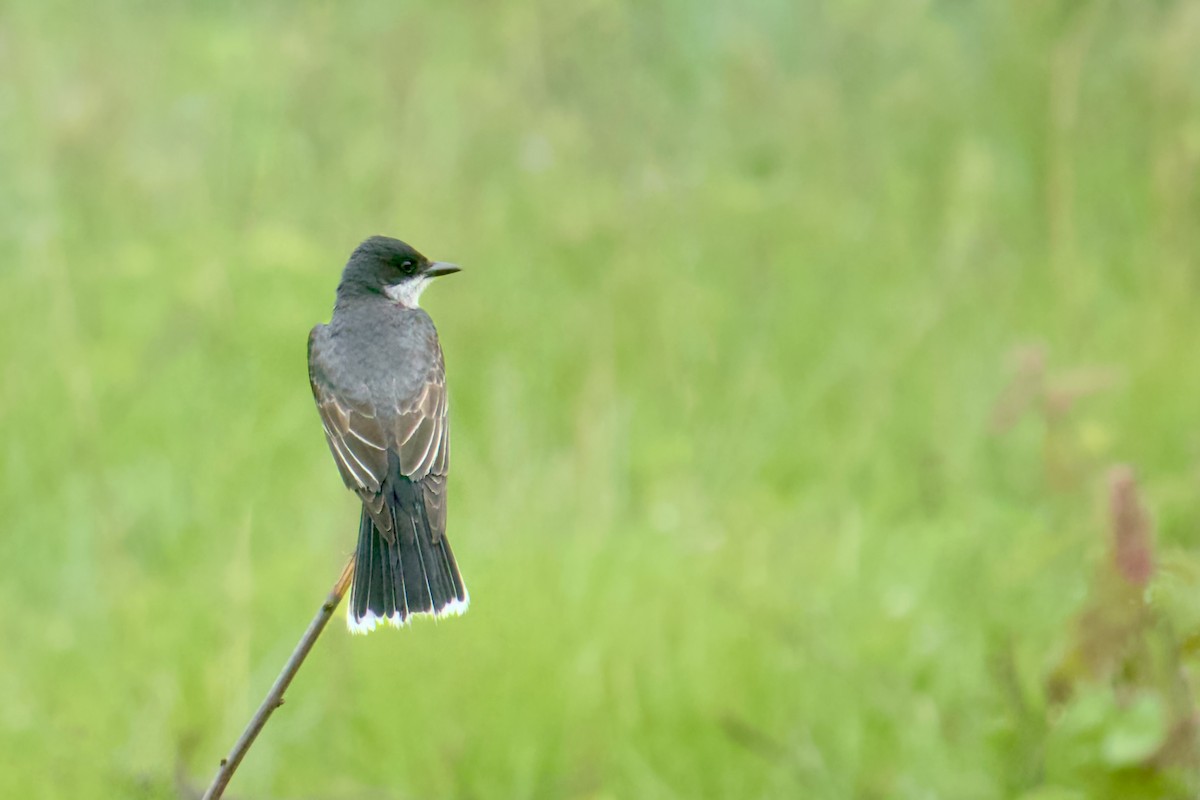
[410, 502, 452, 612]
[395, 502, 434, 616]
[347, 476, 467, 634]
[351, 508, 375, 623]
[441, 535, 467, 602]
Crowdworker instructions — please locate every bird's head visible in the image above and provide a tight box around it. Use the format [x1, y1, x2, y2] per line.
[339, 235, 461, 307]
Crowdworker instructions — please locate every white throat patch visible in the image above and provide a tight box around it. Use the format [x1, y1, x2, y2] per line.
[384, 277, 431, 308]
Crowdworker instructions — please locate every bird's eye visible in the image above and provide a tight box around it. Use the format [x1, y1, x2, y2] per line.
[401, 260, 414, 272]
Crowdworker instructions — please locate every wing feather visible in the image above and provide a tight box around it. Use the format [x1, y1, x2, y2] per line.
[391, 357, 448, 481]
[308, 323, 450, 539]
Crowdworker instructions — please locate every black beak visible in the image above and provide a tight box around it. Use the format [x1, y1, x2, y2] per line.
[424, 261, 462, 278]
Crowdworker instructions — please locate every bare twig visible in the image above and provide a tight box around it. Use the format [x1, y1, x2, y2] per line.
[201, 556, 355, 800]
[1108, 465, 1155, 587]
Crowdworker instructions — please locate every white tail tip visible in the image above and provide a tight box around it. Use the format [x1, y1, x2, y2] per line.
[345, 592, 470, 635]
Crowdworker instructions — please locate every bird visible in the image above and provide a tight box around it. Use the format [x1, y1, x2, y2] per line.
[307, 235, 468, 633]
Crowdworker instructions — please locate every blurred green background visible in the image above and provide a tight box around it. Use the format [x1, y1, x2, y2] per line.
[2, 1, 1200, 798]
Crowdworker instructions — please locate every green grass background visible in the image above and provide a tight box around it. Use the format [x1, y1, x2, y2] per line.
[2, 1, 1200, 797]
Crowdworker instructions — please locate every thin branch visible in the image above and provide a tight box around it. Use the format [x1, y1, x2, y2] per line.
[201, 556, 355, 800]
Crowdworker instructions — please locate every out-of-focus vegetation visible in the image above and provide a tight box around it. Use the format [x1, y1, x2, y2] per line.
[2, 1, 1200, 797]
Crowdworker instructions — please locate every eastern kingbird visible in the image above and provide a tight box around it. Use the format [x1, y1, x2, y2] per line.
[308, 236, 468, 633]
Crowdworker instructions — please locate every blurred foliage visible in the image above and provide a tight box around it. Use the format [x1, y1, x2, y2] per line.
[1, 0, 1200, 798]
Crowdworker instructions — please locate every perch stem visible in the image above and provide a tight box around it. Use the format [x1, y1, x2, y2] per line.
[201, 555, 355, 800]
